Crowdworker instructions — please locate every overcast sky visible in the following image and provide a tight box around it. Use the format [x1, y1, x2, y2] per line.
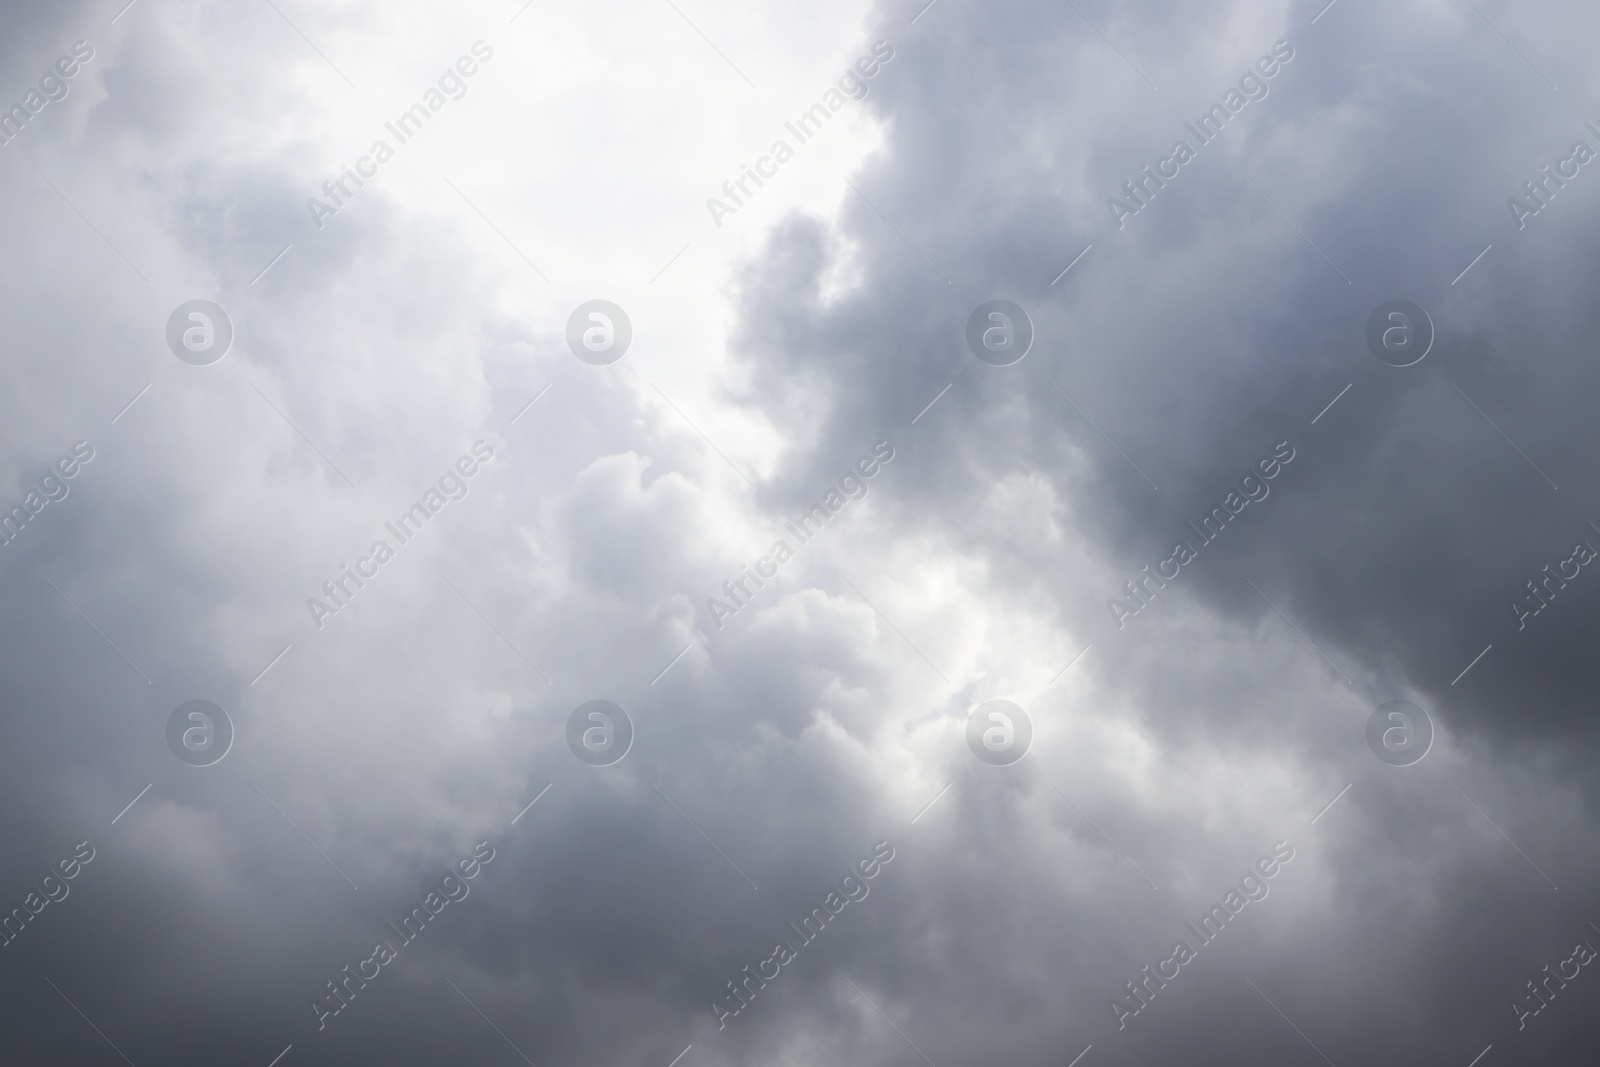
[2, 0, 1599, 1064]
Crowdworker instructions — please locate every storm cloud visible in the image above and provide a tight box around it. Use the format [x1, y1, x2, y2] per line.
[0, 0, 1598, 1064]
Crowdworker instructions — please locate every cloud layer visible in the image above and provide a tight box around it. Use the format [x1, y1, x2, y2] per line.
[2, 0, 1599, 1065]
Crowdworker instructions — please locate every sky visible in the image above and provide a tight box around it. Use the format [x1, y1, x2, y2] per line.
[1, 0, 1599, 1064]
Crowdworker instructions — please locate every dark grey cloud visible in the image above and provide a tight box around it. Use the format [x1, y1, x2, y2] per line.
[711, 0, 1600, 1061]
[4, 0, 1600, 1065]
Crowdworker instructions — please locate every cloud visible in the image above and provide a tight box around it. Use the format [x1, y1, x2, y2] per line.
[2, 0, 1599, 1064]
